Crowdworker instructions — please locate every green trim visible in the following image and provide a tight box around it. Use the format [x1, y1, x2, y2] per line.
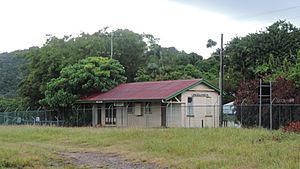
[201, 79, 221, 93]
[165, 79, 221, 100]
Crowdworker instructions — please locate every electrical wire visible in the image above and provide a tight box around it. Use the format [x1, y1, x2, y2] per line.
[238, 5, 300, 19]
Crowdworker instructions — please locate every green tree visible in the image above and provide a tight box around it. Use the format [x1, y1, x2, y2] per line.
[41, 57, 126, 108]
[286, 51, 300, 87]
[112, 29, 148, 82]
[224, 20, 300, 96]
[206, 39, 217, 48]
[19, 28, 149, 107]
[226, 21, 300, 79]
[135, 45, 207, 82]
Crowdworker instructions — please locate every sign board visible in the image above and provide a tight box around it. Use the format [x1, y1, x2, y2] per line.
[192, 93, 209, 98]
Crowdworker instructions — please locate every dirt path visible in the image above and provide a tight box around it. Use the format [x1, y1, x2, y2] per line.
[60, 152, 158, 169]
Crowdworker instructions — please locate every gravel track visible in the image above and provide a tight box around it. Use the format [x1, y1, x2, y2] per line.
[60, 152, 158, 169]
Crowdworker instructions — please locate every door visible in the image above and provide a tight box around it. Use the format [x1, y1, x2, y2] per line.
[161, 103, 167, 127]
[105, 104, 116, 125]
[205, 116, 213, 127]
[97, 108, 101, 125]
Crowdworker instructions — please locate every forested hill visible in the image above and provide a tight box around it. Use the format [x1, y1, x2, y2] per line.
[0, 20, 299, 109]
[0, 29, 218, 108]
[0, 51, 26, 98]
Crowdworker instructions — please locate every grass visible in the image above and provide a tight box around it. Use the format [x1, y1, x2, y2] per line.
[0, 126, 299, 169]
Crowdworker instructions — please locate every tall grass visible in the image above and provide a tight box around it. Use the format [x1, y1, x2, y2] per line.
[0, 126, 299, 168]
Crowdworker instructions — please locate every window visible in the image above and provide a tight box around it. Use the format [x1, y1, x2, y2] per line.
[127, 103, 134, 114]
[135, 103, 142, 116]
[188, 97, 193, 103]
[205, 98, 212, 115]
[144, 102, 151, 114]
[105, 104, 116, 125]
[187, 97, 194, 116]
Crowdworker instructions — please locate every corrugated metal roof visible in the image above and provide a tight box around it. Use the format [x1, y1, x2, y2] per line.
[80, 79, 201, 102]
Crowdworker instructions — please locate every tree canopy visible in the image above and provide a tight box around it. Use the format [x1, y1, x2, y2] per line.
[41, 57, 126, 108]
[18, 29, 147, 107]
[0, 20, 300, 109]
[224, 20, 300, 97]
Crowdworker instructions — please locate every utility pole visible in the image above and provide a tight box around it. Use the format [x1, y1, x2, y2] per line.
[110, 31, 113, 59]
[219, 34, 224, 127]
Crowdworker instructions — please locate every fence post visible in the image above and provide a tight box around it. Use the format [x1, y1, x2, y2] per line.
[121, 108, 123, 127]
[290, 105, 292, 122]
[44, 110, 47, 125]
[241, 99, 246, 127]
[37, 107, 41, 126]
[170, 103, 173, 127]
[278, 105, 281, 128]
[26, 107, 30, 125]
[259, 79, 262, 127]
[4, 107, 8, 125]
[241, 105, 243, 127]
[83, 104, 86, 126]
[269, 81, 272, 130]
[32, 116, 35, 125]
[55, 116, 59, 126]
[49, 111, 52, 126]
[76, 106, 79, 127]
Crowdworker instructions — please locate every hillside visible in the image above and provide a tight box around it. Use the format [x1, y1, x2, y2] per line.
[0, 52, 26, 98]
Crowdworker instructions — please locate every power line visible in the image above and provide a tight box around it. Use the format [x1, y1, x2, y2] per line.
[238, 5, 300, 19]
[285, 15, 300, 20]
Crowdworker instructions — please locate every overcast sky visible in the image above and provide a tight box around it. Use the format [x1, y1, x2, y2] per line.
[1, 0, 300, 58]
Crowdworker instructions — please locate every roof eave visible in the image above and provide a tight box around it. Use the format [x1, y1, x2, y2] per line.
[165, 79, 221, 100]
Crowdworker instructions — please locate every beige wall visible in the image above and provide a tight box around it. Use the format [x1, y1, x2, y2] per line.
[166, 104, 182, 127]
[91, 83, 219, 128]
[126, 102, 162, 128]
[95, 102, 162, 128]
[180, 83, 219, 128]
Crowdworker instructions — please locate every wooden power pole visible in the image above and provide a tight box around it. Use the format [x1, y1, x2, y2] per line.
[219, 34, 224, 127]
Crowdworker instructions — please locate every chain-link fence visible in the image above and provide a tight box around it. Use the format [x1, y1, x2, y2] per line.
[0, 105, 221, 128]
[1, 104, 298, 129]
[0, 108, 93, 126]
[236, 104, 300, 129]
[0, 110, 64, 126]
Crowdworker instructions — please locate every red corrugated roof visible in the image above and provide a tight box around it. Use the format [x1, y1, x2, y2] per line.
[80, 79, 201, 102]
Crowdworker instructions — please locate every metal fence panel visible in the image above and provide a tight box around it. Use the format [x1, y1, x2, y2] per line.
[0, 104, 299, 129]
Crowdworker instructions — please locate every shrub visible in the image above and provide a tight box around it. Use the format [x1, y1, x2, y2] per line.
[283, 121, 300, 133]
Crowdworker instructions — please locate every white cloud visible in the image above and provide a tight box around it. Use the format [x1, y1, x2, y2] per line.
[0, 0, 267, 58]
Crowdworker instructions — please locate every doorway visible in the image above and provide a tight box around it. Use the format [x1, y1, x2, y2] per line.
[97, 108, 101, 125]
[161, 103, 167, 127]
[105, 104, 116, 125]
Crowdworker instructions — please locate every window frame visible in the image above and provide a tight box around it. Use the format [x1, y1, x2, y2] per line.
[144, 102, 152, 114]
[126, 103, 134, 114]
[187, 97, 194, 117]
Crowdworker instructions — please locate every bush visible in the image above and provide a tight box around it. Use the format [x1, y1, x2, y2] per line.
[283, 121, 300, 133]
